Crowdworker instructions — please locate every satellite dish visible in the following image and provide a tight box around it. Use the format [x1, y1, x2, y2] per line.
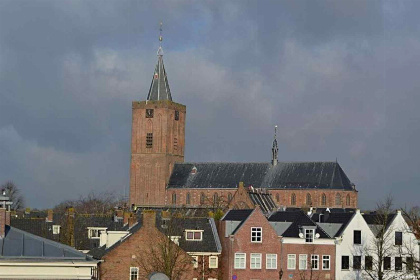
[299, 233, 304, 238]
[148, 272, 170, 280]
[315, 233, 320, 238]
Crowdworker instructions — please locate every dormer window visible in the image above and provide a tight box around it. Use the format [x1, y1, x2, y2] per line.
[251, 227, 262, 243]
[305, 229, 314, 243]
[185, 230, 203, 241]
[88, 227, 106, 239]
[52, 225, 61, 235]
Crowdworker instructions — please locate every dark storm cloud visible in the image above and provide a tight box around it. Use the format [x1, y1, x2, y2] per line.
[0, 0, 419, 209]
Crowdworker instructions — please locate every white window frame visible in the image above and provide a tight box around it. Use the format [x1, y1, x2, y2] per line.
[52, 225, 60, 235]
[305, 229, 314, 243]
[251, 227, 262, 243]
[209, 256, 218, 268]
[322, 255, 330, 270]
[299, 254, 307, 270]
[311, 255, 319, 270]
[192, 256, 198, 268]
[87, 227, 106, 239]
[250, 253, 262, 269]
[185, 230, 203, 241]
[288, 254, 296, 270]
[234, 253, 246, 269]
[130, 267, 139, 280]
[266, 254, 277, 269]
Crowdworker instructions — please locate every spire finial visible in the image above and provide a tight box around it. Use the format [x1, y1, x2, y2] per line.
[272, 125, 279, 166]
[157, 22, 163, 56]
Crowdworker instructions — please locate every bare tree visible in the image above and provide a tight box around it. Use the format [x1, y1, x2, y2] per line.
[399, 206, 420, 277]
[297, 244, 323, 280]
[1, 181, 24, 210]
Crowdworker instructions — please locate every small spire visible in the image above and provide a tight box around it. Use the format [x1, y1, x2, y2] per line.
[272, 125, 279, 166]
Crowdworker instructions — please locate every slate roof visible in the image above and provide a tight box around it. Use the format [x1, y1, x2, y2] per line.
[312, 212, 355, 237]
[147, 49, 172, 101]
[168, 162, 353, 190]
[268, 210, 330, 238]
[362, 213, 397, 236]
[222, 209, 253, 221]
[0, 225, 93, 261]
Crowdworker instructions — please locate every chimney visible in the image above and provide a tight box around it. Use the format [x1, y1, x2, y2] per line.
[0, 208, 6, 238]
[128, 213, 137, 228]
[65, 207, 75, 247]
[46, 209, 53, 222]
[142, 211, 156, 228]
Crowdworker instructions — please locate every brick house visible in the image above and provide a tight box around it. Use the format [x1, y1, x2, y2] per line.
[129, 40, 358, 210]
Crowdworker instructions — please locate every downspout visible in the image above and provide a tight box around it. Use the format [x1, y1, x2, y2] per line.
[279, 236, 283, 280]
[229, 235, 234, 280]
[202, 255, 205, 280]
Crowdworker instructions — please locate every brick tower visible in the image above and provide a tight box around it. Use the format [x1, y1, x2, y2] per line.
[129, 39, 186, 207]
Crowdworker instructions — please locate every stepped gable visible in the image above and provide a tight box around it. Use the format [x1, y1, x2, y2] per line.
[168, 161, 353, 190]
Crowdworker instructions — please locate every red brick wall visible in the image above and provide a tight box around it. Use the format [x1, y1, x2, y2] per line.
[130, 100, 186, 207]
[220, 208, 282, 280]
[0, 208, 5, 237]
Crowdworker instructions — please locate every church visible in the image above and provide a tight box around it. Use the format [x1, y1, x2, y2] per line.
[129, 42, 358, 210]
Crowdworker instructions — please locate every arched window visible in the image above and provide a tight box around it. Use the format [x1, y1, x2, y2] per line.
[306, 193, 312, 205]
[213, 193, 218, 203]
[321, 193, 327, 206]
[172, 192, 177, 205]
[228, 193, 233, 202]
[291, 193, 296, 205]
[346, 194, 350, 206]
[186, 193, 191, 205]
[200, 193, 205, 205]
[335, 193, 341, 206]
[276, 193, 280, 202]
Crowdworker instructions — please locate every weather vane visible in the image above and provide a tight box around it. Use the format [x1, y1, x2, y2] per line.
[159, 22, 163, 45]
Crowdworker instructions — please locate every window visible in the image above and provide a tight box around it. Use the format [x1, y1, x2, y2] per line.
[305, 229, 314, 243]
[192, 256, 198, 268]
[146, 132, 153, 148]
[306, 193, 312, 205]
[291, 193, 296, 205]
[287, 254, 296, 270]
[213, 193, 218, 203]
[299, 254, 307, 270]
[88, 228, 104, 239]
[234, 253, 246, 269]
[335, 193, 341, 206]
[251, 227, 262, 242]
[365, 256, 373, 270]
[354, 230, 361, 245]
[52, 225, 60, 235]
[266, 254, 277, 269]
[172, 192, 176, 204]
[130, 267, 139, 280]
[200, 193, 205, 205]
[185, 230, 203, 241]
[250, 253, 262, 269]
[311, 255, 319, 270]
[346, 194, 351, 206]
[173, 137, 178, 151]
[353, 256, 361, 270]
[276, 193, 279, 202]
[395, 231, 402, 246]
[186, 193, 191, 205]
[228, 193, 233, 202]
[321, 193, 327, 206]
[384, 257, 391, 270]
[407, 257, 414, 271]
[342, 256, 349, 270]
[322, 255, 330, 270]
[395, 257, 402, 271]
[175, 110, 179, 121]
[209, 256, 218, 268]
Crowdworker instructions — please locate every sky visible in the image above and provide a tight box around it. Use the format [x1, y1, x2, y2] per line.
[0, 0, 419, 209]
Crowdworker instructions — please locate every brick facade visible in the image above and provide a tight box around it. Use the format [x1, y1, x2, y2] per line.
[129, 100, 186, 207]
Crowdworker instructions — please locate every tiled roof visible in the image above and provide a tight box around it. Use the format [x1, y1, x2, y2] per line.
[168, 162, 353, 190]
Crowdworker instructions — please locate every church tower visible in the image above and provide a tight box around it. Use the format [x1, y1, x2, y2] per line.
[129, 28, 186, 207]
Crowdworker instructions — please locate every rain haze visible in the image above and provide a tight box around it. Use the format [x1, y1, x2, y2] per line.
[0, 0, 419, 209]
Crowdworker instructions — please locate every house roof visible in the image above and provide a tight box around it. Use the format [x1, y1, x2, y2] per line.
[222, 209, 253, 221]
[168, 162, 353, 190]
[313, 212, 355, 237]
[248, 191, 277, 214]
[362, 213, 397, 236]
[0, 226, 93, 261]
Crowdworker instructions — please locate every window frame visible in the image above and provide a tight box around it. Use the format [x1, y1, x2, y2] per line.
[342, 256, 350, 270]
[353, 230, 362, 245]
[287, 254, 296, 270]
[87, 227, 106, 239]
[146, 132, 153, 148]
[322, 255, 330, 270]
[395, 257, 402, 271]
[250, 253, 262, 269]
[395, 231, 403, 246]
[353, 256, 362, 270]
[384, 257, 391, 270]
[52, 225, 61, 235]
[234, 253, 246, 269]
[251, 227, 262, 243]
[266, 254, 277, 269]
[365, 256, 373, 270]
[305, 229, 314, 243]
[311, 255, 319, 270]
[209, 256, 218, 269]
[130, 267, 139, 280]
[299, 254, 307, 270]
[185, 230, 203, 241]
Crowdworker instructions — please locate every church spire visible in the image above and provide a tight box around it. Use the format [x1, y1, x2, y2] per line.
[272, 125, 278, 166]
[147, 22, 172, 101]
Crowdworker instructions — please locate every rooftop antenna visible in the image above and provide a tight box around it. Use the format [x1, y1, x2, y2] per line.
[272, 125, 279, 166]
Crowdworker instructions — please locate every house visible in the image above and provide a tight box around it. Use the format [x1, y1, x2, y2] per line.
[268, 210, 336, 280]
[219, 207, 282, 280]
[0, 194, 98, 279]
[90, 210, 222, 280]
